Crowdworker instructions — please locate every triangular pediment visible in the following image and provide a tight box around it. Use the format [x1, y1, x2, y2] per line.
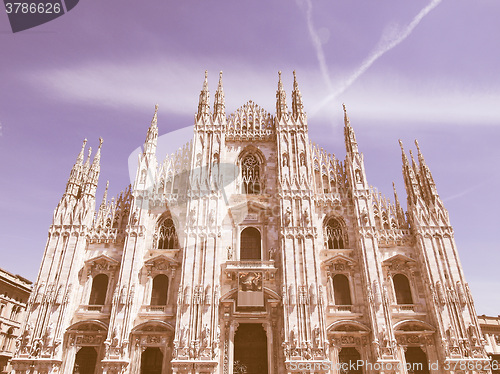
[85, 254, 120, 267]
[229, 200, 268, 223]
[144, 254, 179, 268]
[382, 253, 416, 265]
[323, 254, 355, 267]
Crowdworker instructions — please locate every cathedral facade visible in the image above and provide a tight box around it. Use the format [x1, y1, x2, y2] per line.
[12, 71, 491, 374]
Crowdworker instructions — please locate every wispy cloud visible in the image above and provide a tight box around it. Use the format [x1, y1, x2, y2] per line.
[443, 181, 491, 202]
[24, 59, 500, 128]
[300, 0, 444, 115]
[298, 0, 333, 93]
[24, 59, 290, 117]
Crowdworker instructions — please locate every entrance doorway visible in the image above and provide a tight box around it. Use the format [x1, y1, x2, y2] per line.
[233, 323, 268, 374]
[338, 347, 363, 373]
[73, 347, 97, 374]
[141, 347, 163, 374]
[404, 347, 430, 374]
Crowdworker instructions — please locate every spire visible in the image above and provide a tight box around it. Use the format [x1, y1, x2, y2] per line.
[291, 70, 305, 120]
[276, 71, 288, 120]
[65, 139, 88, 198]
[91, 138, 103, 168]
[197, 70, 210, 121]
[213, 71, 226, 120]
[144, 105, 158, 155]
[81, 138, 103, 199]
[101, 180, 109, 206]
[399, 140, 420, 205]
[415, 139, 439, 203]
[343, 104, 359, 154]
[83, 147, 92, 173]
[393, 181, 406, 227]
[76, 138, 87, 165]
[97, 181, 109, 223]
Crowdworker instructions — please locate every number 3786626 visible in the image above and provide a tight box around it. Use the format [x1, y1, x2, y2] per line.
[5, 3, 61, 14]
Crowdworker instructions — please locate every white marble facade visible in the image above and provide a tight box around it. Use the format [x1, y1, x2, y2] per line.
[12, 71, 491, 374]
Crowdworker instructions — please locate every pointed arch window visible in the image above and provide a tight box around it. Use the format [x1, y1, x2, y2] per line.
[393, 273, 413, 304]
[241, 154, 261, 194]
[333, 274, 352, 305]
[158, 218, 177, 249]
[325, 217, 347, 249]
[151, 274, 169, 306]
[89, 274, 108, 305]
[240, 227, 261, 260]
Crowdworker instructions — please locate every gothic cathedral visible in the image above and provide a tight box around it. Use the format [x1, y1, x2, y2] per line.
[12, 71, 491, 374]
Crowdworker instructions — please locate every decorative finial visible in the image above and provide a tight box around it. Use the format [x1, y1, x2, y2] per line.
[415, 139, 421, 154]
[398, 139, 404, 151]
[155, 104, 159, 113]
[343, 103, 347, 113]
[98, 137, 103, 148]
[219, 71, 223, 79]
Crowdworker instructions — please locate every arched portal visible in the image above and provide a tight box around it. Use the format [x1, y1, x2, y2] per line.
[404, 347, 430, 374]
[141, 347, 163, 374]
[234, 323, 268, 374]
[73, 346, 97, 374]
[338, 347, 363, 373]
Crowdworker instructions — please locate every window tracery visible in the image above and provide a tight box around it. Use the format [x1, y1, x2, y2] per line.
[241, 154, 261, 194]
[325, 217, 347, 249]
[157, 218, 177, 249]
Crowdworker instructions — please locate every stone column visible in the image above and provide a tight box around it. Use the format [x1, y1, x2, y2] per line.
[61, 339, 77, 374]
[228, 321, 239, 374]
[263, 322, 274, 374]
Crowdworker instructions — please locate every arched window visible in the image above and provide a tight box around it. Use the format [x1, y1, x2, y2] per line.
[333, 274, 352, 305]
[393, 274, 413, 304]
[240, 227, 261, 260]
[89, 274, 108, 305]
[325, 217, 347, 249]
[338, 347, 363, 373]
[241, 154, 261, 194]
[158, 218, 177, 249]
[151, 274, 169, 306]
[73, 346, 98, 374]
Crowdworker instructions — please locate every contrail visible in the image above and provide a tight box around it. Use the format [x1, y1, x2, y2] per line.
[299, 0, 333, 92]
[304, 0, 443, 115]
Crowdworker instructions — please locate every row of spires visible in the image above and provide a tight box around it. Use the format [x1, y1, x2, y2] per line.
[64, 72, 439, 218]
[65, 138, 103, 199]
[399, 139, 439, 207]
[196, 70, 306, 122]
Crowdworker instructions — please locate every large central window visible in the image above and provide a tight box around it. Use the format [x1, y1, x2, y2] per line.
[242, 154, 261, 194]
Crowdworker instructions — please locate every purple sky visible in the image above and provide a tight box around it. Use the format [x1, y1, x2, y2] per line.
[1, 0, 499, 314]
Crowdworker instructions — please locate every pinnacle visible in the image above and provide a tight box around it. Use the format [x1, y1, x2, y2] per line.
[203, 70, 208, 90]
[278, 71, 284, 90]
[76, 138, 88, 165]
